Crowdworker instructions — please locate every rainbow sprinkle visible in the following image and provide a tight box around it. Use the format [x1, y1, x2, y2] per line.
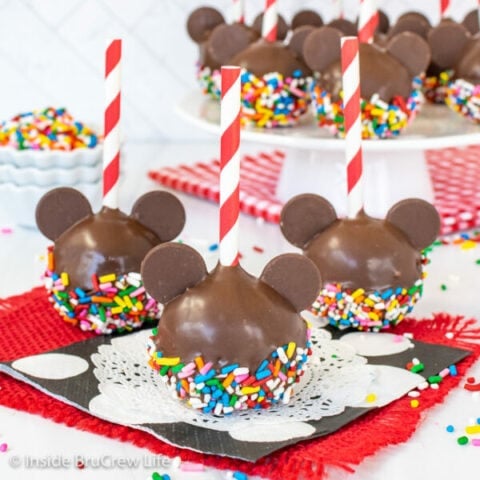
[310, 77, 423, 139]
[312, 278, 424, 331]
[0, 107, 99, 151]
[445, 79, 480, 123]
[197, 65, 221, 99]
[423, 70, 453, 104]
[147, 323, 312, 415]
[44, 247, 161, 334]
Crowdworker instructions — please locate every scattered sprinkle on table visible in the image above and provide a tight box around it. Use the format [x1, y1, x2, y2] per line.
[0, 443, 7, 452]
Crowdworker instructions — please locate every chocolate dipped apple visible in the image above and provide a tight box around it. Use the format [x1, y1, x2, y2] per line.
[302, 26, 430, 138]
[142, 243, 321, 414]
[280, 195, 440, 331]
[36, 187, 185, 334]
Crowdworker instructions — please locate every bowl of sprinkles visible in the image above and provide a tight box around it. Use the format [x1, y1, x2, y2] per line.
[310, 77, 424, 140]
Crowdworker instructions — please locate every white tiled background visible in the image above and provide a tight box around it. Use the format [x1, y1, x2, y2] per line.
[0, 0, 475, 141]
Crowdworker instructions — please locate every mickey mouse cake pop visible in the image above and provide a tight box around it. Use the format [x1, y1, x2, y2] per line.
[303, 27, 430, 138]
[36, 188, 185, 334]
[142, 67, 321, 414]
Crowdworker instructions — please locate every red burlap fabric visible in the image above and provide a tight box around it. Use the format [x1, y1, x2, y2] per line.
[0, 287, 479, 479]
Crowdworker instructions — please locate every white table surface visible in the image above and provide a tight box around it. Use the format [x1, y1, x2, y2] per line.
[0, 142, 479, 480]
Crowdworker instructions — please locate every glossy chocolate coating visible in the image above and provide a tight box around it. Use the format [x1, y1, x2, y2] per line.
[153, 264, 307, 370]
[455, 39, 480, 84]
[389, 13, 431, 39]
[303, 211, 422, 291]
[54, 207, 161, 291]
[463, 10, 480, 35]
[187, 7, 224, 43]
[231, 39, 311, 77]
[291, 10, 323, 30]
[318, 43, 412, 102]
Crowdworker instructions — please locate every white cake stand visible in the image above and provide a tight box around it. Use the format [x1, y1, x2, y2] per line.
[176, 91, 480, 217]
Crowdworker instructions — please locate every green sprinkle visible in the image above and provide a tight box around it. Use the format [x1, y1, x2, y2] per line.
[428, 375, 443, 384]
[411, 363, 425, 373]
[152, 327, 158, 336]
[440, 284, 447, 291]
[457, 436, 469, 445]
[119, 286, 136, 297]
[229, 394, 238, 407]
[160, 365, 170, 376]
[171, 363, 185, 374]
[99, 306, 106, 323]
[152, 473, 163, 480]
[475, 259, 480, 265]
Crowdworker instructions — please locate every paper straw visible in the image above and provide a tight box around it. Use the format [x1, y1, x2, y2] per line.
[332, 0, 344, 19]
[358, 0, 379, 43]
[341, 37, 364, 218]
[262, 0, 278, 42]
[219, 66, 241, 266]
[233, 0, 245, 23]
[441, 0, 451, 18]
[103, 39, 121, 209]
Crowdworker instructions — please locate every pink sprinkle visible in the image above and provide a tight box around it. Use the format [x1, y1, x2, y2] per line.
[200, 362, 213, 375]
[473, 439, 480, 447]
[0, 443, 7, 452]
[181, 461, 205, 472]
[235, 374, 249, 383]
[130, 286, 145, 297]
[393, 335, 404, 343]
[145, 298, 156, 310]
[0, 227, 13, 234]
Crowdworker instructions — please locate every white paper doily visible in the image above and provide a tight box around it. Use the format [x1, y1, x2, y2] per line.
[89, 327, 423, 442]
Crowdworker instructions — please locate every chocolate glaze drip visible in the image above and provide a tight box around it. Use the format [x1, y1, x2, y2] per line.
[153, 264, 307, 370]
[317, 43, 412, 102]
[54, 207, 161, 291]
[231, 39, 311, 78]
[303, 211, 422, 291]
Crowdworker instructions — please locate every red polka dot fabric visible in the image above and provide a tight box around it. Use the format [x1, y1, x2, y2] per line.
[149, 146, 480, 235]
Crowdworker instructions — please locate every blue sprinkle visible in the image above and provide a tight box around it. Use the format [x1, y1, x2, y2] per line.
[213, 389, 223, 399]
[256, 360, 269, 373]
[195, 370, 216, 383]
[381, 289, 393, 299]
[52, 273, 60, 281]
[78, 297, 91, 304]
[448, 364, 458, 376]
[255, 369, 270, 380]
[208, 243, 219, 252]
[446, 425, 455, 433]
[75, 287, 86, 298]
[221, 364, 238, 374]
[233, 472, 248, 480]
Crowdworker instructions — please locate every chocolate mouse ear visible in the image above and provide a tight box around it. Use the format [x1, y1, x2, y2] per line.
[463, 10, 480, 35]
[187, 7, 225, 44]
[303, 26, 343, 73]
[289, 25, 315, 60]
[280, 193, 337, 248]
[327, 19, 357, 36]
[387, 32, 431, 77]
[35, 187, 93, 241]
[376, 10, 390, 34]
[130, 191, 185, 242]
[252, 12, 289, 41]
[208, 23, 253, 66]
[261, 253, 321, 312]
[428, 22, 470, 70]
[389, 13, 431, 39]
[141, 243, 207, 304]
[386, 198, 441, 251]
[291, 10, 323, 30]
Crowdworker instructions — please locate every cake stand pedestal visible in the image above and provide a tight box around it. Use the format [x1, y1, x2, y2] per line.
[176, 92, 480, 217]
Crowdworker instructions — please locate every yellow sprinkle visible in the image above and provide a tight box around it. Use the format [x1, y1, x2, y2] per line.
[111, 306, 123, 315]
[99, 273, 116, 283]
[368, 312, 379, 321]
[410, 399, 420, 408]
[286, 342, 296, 359]
[352, 289, 365, 299]
[366, 393, 377, 403]
[461, 240, 477, 250]
[61, 272, 69, 286]
[241, 386, 260, 395]
[135, 301, 143, 310]
[114, 295, 125, 308]
[155, 356, 181, 366]
[124, 296, 134, 309]
[465, 425, 480, 434]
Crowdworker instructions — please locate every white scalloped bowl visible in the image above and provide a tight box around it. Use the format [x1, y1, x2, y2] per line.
[0, 181, 101, 227]
[0, 161, 102, 187]
[0, 144, 102, 170]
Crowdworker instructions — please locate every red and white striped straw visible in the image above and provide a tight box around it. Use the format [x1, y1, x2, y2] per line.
[440, 0, 451, 18]
[262, 0, 278, 42]
[332, 0, 344, 19]
[103, 39, 122, 209]
[341, 37, 364, 218]
[219, 66, 241, 266]
[232, 0, 245, 23]
[358, 0, 379, 43]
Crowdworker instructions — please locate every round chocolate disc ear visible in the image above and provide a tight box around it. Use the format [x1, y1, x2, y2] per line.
[428, 22, 470, 70]
[386, 198, 441, 251]
[252, 12, 289, 41]
[377, 10, 390, 34]
[208, 23, 253, 65]
[187, 7, 225, 43]
[387, 32, 431, 77]
[463, 10, 480, 35]
[291, 10, 323, 30]
[289, 25, 315, 60]
[130, 191, 185, 242]
[280, 193, 337, 249]
[303, 26, 343, 72]
[35, 187, 93, 241]
[261, 253, 321, 312]
[327, 19, 357, 36]
[141, 243, 207, 304]
[389, 14, 431, 39]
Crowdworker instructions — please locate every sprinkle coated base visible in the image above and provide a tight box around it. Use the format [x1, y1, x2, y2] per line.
[197, 65, 311, 128]
[311, 278, 424, 332]
[44, 248, 161, 335]
[310, 77, 423, 139]
[147, 323, 312, 415]
[423, 71, 453, 104]
[446, 79, 480, 123]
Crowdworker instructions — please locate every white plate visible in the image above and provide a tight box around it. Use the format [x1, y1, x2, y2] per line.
[176, 91, 480, 152]
[0, 145, 102, 170]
